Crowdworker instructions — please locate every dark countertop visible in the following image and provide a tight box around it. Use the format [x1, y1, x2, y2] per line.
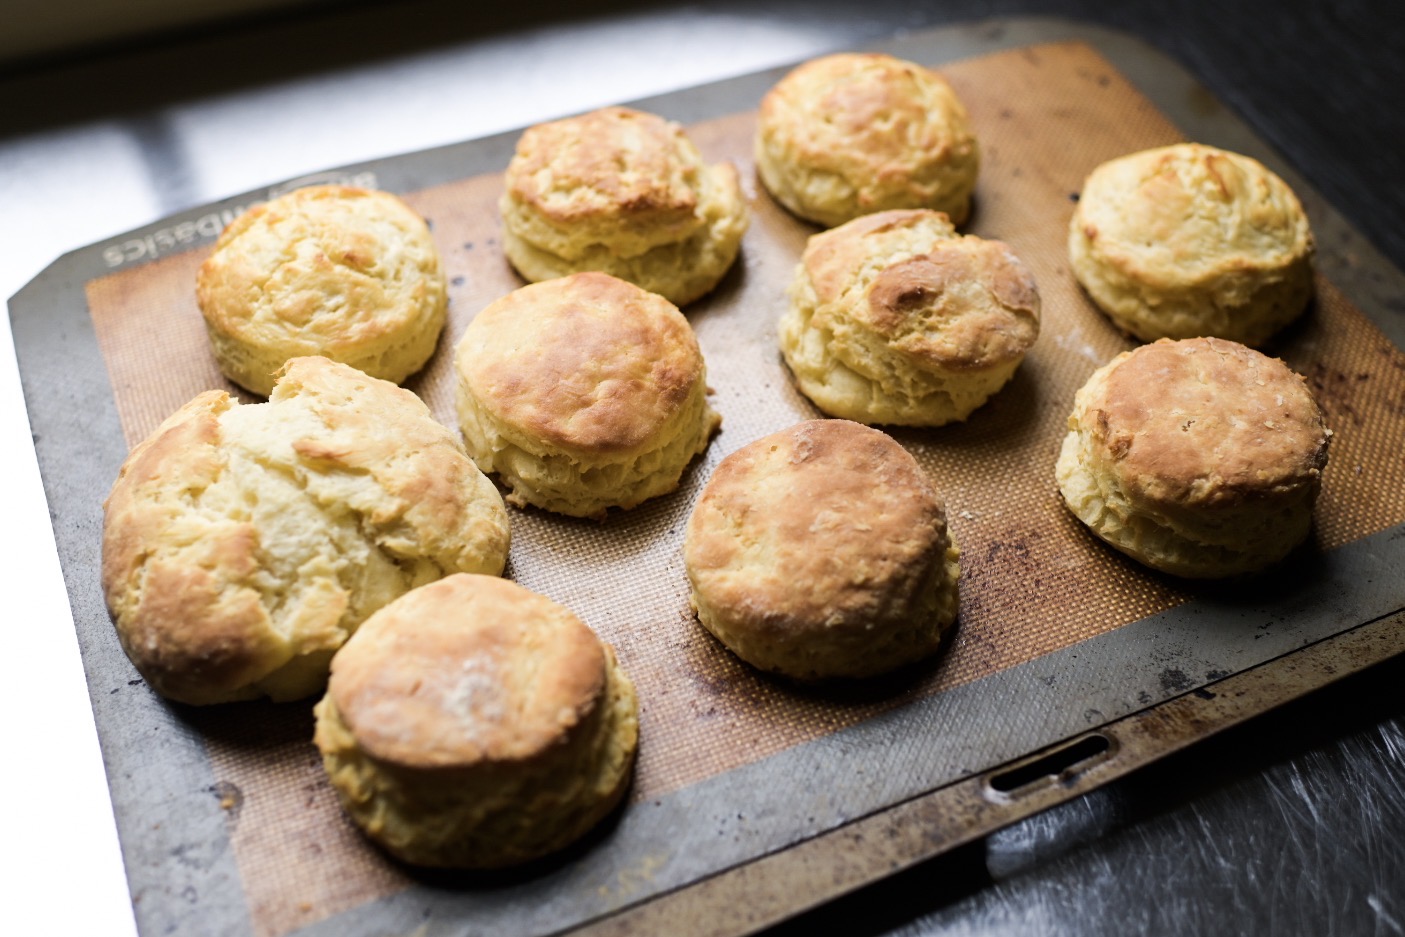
[4, 2, 1402, 934]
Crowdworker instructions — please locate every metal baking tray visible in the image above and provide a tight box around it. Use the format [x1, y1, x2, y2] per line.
[11, 18, 1405, 937]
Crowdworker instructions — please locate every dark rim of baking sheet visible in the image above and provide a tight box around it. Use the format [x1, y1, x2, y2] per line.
[10, 17, 1405, 937]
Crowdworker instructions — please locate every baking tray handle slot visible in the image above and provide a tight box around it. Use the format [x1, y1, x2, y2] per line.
[984, 732, 1114, 799]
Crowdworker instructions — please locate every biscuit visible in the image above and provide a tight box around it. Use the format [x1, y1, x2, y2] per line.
[684, 420, 960, 680]
[755, 53, 980, 227]
[1056, 337, 1331, 578]
[455, 272, 721, 519]
[314, 574, 638, 868]
[499, 106, 749, 306]
[1068, 143, 1315, 346]
[779, 209, 1039, 426]
[101, 357, 510, 705]
[197, 185, 447, 396]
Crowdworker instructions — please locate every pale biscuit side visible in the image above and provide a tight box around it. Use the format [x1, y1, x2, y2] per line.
[501, 160, 747, 306]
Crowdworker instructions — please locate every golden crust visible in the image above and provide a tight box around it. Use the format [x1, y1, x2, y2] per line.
[1056, 337, 1331, 577]
[461, 273, 700, 454]
[328, 575, 606, 767]
[1068, 143, 1315, 346]
[499, 107, 748, 305]
[755, 53, 980, 227]
[101, 357, 510, 705]
[197, 185, 447, 396]
[1088, 339, 1328, 507]
[455, 273, 720, 518]
[684, 420, 960, 680]
[314, 574, 638, 868]
[504, 106, 704, 255]
[779, 209, 1039, 425]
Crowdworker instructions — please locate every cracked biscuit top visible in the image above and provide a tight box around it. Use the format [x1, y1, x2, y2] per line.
[801, 209, 1039, 372]
[101, 356, 510, 705]
[196, 185, 447, 396]
[755, 53, 980, 227]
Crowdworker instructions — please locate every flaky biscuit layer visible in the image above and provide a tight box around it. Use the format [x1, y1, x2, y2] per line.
[779, 209, 1039, 425]
[500, 107, 748, 305]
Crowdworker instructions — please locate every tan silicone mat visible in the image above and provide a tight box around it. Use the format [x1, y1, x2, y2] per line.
[84, 41, 1405, 937]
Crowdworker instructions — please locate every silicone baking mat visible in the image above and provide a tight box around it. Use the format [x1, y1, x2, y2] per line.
[12, 22, 1405, 937]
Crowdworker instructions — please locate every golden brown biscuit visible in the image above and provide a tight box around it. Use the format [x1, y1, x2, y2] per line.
[779, 209, 1039, 426]
[1068, 143, 1315, 346]
[755, 53, 980, 227]
[455, 272, 721, 519]
[499, 106, 749, 306]
[196, 185, 447, 397]
[684, 420, 960, 680]
[1056, 337, 1331, 577]
[101, 357, 510, 705]
[314, 574, 638, 868]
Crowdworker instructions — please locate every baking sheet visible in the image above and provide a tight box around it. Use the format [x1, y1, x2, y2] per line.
[11, 19, 1405, 937]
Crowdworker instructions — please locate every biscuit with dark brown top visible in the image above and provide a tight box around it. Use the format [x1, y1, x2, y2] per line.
[1056, 337, 1331, 577]
[455, 272, 720, 518]
[684, 420, 960, 680]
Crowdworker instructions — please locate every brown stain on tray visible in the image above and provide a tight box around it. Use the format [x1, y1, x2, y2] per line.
[82, 41, 1405, 937]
